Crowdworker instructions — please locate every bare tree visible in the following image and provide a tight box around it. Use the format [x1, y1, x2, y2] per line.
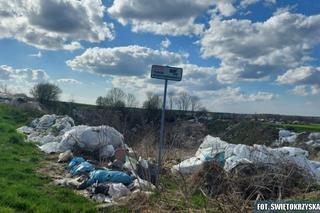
[107, 88, 126, 106]
[99, 87, 126, 108]
[190, 95, 201, 112]
[96, 96, 104, 106]
[30, 82, 62, 104]
[177, 91, 191, 111]
[168, 91, 175, 110]
[143, 91, 162, 110]
[126, 93, 138, 108]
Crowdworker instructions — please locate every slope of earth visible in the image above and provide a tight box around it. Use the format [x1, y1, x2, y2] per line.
[207, 119, 278, 146]
[0, 104, 96, 212]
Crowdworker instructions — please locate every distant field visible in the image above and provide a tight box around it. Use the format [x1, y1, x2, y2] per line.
[275, 123, 320, 132]
[0, 104, 96, 212]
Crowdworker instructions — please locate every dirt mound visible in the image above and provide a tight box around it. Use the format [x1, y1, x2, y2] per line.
[207, 120, 278, 146]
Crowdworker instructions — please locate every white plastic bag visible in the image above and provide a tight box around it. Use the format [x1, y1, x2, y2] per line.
[108, 183, 131, 199]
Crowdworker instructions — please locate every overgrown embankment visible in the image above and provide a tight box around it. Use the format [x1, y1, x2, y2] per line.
[0, 104, 96, 212]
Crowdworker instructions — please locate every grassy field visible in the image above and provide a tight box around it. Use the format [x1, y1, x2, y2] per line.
[0, 104, 96, 212]
[275, 123, 320, 132]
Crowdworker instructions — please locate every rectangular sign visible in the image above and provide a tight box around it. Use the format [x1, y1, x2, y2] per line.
[151, 65, 183, 81]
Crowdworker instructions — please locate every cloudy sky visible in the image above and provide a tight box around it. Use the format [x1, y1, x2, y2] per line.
[0, 0, 319, 116]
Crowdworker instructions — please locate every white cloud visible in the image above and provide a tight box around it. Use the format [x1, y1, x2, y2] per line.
[200, 12, 320, 82]
[240, 0, 276, 8]
[107, 0, 277, 36]
[311, 85, 320, 95]
[210, 0, 276, 17]
[56, 78, 82, 84]
[0, 0, 114, 50]
[214, 0, 237, 16]
[109, 63, 273, 108]
[67, 45, 273, 107]
[66, 46, 225, 99]
[292, 85, 308, 96]
[108, 0, 212, 36]
[0, 64, 49, 93]
[197, 87, 276, 105]
[176, 64, 223, 91]
[292, 85, 320, 96]
[111, 63, 223, 93]
[276, 66, 320, 85]
[66, 45, 187, 76]
[161, 38, 171, 49]
[29, 51, 42, 58]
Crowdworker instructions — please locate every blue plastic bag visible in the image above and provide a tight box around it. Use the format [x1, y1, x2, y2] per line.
[85, 170, 133, 187]
[70, 161, 94, 176]
[85, 170, 111, 187]
[108, 170, 133, 185]
[67, 157, 86, 171]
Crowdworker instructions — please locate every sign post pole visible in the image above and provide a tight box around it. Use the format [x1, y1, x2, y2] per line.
[156, 79, 168, 189]
[150, 65, 183, 189]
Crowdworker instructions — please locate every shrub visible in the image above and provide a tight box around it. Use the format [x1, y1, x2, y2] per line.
[8, 134, 24, 144]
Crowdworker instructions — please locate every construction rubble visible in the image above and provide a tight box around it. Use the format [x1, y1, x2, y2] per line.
[17, 114, 156, 204]
[172, 135, 320, 182]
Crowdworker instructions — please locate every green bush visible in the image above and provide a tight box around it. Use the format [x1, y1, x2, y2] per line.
[8, 134, 24, 144]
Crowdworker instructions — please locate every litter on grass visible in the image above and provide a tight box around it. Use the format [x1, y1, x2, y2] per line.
[17, 114, 156, 203]
[17, 114, 125, 159]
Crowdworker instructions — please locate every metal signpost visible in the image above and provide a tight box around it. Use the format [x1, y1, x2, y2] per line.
[151, 65, 183, 188]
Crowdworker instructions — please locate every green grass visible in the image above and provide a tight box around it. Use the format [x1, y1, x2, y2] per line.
[0, 104, 96, 213]
[275, 123, 320, 132]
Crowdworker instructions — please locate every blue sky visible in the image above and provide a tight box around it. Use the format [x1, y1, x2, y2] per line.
[0, 0, 319, 116]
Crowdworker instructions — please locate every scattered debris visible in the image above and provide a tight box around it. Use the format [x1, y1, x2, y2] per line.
[58, 150, 73, 163]
[17, 114, 156, 205]
[190, 160, 315, 200]
[17, 114, 74, 146]
[172, 135, 320, 181]
[306, 132, 320, 147]
[18, 114, 320, 206]
[18, 114, 125, 159]
[108, 183, 131, 199]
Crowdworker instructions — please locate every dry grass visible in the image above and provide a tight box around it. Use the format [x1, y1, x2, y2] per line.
[181, 160, 318, 212]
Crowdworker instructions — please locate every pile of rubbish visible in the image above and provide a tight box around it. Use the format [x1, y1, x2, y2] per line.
[17, 114, 125, 159]
[17, 114, 75, 148]
[17, 114, 156, 203]
[305, 132, 320, 147]
[278, 129, 298, 144]
[54, 155, 155, 203]
[172, 135, 320, 181]
[189, 159, 314, 200]
[275, 129, 320, 147]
